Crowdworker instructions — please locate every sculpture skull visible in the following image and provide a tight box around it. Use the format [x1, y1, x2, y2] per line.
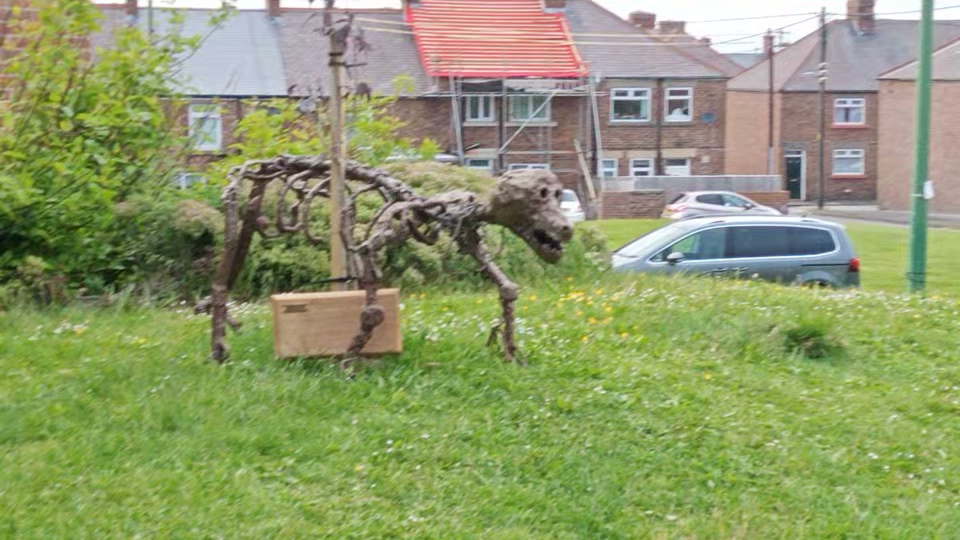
[484, 170, 575, 263]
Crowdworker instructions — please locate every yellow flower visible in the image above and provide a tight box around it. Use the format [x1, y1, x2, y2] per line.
[604, 306, 613, 314]
[620, 332, 629, 339]
[704, 373, 713, 380]
[419, 293, 426, 299]
[354, 464, 364, 472]
[595, 289, 604, 295]
[74, 326, 86, 335]
[529, 295, 538, 301]
[581, 336, 589, 343]
[588, 317, 598, 325]
[576, 311, 583, 317]
[565, 276, 573, 282]
[586, 300, 594, 306]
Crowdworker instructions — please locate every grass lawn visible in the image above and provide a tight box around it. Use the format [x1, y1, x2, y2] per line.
[593, 219, 960, 297]
[4, 276, 960, 537]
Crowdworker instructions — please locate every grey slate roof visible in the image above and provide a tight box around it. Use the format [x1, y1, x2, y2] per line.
[882, 37, 960, 80]
[277, 10, 431, 97]
[729, 19, 960, 93]
[726, 53, 764, 69]
[95, 7, 288, 97]
[563, 0, 727, 79]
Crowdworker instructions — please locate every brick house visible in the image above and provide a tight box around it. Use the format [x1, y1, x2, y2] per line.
[726, 0, 960, 203]
[878, 40, 960, 213]
[93, 0, 739, 198]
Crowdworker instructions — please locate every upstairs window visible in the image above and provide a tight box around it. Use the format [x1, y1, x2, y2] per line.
[834, 98, 865, 125]
[833, 149, 865, 175]
[611, 88, 651, 122]
[663, 158, 691, 176]
[188, 104, 222, 152]
[465, 95, 495, 123]
[466, 158, 494, 171]
[509, 95, 550, 122]
[600, 158, 618, 177]
[508, 163, 549, 171]
[665, 88, 693, 122]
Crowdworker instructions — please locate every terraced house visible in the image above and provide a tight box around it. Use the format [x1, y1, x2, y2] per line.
[92, 0, 742, 204]
[726, 0, 960, 203]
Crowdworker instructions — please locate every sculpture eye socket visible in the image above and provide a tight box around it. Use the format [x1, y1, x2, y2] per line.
[555, 189, 562, 200]
[540, 187, 549, 199]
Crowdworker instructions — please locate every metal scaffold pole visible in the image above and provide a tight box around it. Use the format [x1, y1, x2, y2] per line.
[908, 0, 935, 293]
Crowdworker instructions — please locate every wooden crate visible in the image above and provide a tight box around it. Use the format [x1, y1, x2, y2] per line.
[270, 289, 402, 359]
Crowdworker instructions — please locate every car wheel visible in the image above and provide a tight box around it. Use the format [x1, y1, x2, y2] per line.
[801, 280, 833, 290]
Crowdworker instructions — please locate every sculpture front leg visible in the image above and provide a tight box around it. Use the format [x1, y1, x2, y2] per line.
[342, 252, 386, 372]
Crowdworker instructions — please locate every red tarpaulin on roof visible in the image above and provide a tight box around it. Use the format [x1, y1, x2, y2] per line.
[406, 0, 586, 78]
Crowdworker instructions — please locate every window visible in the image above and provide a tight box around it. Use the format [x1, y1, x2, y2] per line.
[833, 149, 865, 175]
[696, 194, 725, 206]
[466, 158, 494, 171]
[721, 194, 752, 208]
[630, 158, 654, 177]
[174, 172, 207, 190]
[188, 104, 222, 152]
[509, 95, 550, 122]
[658, 227, 727, 261]
[834, 98, 865, 125]
[465, 95, 495, 123]
[508, 164, 549, 171]
[729, 226, 792, 258]
[790, 228, 836, 256]
[600, 158, 618, 177]
[610, 88, 651, 122]
[665, 88, 693, 122]
[664, 158, 691, 176]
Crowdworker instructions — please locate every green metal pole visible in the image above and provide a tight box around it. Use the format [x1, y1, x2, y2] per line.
[908, 0, 934, 293]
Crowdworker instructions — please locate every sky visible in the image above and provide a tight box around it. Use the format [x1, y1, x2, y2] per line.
[103, 1, 957, 53]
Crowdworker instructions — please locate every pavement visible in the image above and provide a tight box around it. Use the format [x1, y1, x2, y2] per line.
[787, 204, 960, 230]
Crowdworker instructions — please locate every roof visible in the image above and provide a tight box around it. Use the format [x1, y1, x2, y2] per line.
[726, 53, 765, 69]
[563, 0, 727, 79]
[406, 0, 586, 78]
[729, 19, 960, 93]
[277, 10, 431, 97]
[881, 37, 960, 81]
[646, 34, 745, 78]
[94, 7, 288, 97]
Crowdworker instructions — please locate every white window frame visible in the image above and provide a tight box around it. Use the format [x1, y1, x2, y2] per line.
[508, 95, 550, 122]
[508, 163, 550, 171]
[188, 104, 222, 152]
[664, 87, 693, 123]
[610, 88, 651, 123]
[834, 98, 866, 126]
[629, 158, 654, 177]
[465, 95, 495, 123]
[663, 158, 691, 177]
[832, 149, 865, 176]
[600, 158, 618, 178]
[466, 158, 494, 171]
[174, 172, 207, 190]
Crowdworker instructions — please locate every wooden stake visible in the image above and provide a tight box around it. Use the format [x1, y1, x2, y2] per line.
[325, 1, 349, 290]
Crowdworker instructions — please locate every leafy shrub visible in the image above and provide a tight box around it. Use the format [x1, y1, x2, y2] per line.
[777, 317, 845, 359]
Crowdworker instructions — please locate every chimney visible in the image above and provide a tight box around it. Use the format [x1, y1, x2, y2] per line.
[699, 37, 712, 45]
[763, 32, 775, 56]
[847, 0, 876, 34]
[125, 0, 138, 19]
[658, 20, 687, 35]
[266, 0, 281, 18]
[544, 0, 566, 11]
[628, 11, 657, 31]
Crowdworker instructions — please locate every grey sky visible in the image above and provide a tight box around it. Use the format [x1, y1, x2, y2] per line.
[106, 1, 954, 53]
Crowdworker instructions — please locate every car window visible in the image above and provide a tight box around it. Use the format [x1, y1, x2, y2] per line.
[696, 194, 724, 206]
[790, 227, 836, 255]
[561, 190, 578, 203]
[617, 222, 700, 258]
[669, 193, 687, 204]
[655, 227, 727, 261]
[729, 226, 791, 258]
[722, 194, 750, 207]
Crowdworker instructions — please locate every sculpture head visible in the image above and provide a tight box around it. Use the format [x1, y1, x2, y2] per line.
[484, 170, 575, 263]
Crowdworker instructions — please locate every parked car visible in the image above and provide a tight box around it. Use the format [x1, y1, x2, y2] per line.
[561, 189, 586, 223]
[612, 216, 860, 288]
[662, 191, 785, 220]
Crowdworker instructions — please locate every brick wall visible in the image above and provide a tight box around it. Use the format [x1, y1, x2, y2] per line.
[741, 190, 790, 209]
[879, 80, 960, 213]
[600, 190, 666, 219]
[725, 91, 774, 175]
[599, 79, 727, 176]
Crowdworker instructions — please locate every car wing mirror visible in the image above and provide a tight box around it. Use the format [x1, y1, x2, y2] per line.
[743, 203, 754, 210]
[666, 252, 685, 265]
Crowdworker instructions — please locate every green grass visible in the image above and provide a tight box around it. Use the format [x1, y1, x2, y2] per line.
[4, 276, 960, 537]
[593, 219, 960, 297]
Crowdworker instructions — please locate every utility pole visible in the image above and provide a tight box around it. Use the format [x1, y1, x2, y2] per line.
[765, 29, 775, 175]
[908, 0, 935, 293]
[325, 0, 349, 290]
[817, 7, 828, 210]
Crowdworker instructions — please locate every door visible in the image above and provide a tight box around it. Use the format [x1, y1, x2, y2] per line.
[655, 227, 732, 277]
[784, 150, 805, 200]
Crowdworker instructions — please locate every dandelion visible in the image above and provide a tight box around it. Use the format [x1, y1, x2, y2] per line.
[604, 306, 613, 314]
[581, 336, 589, 343]
[419, 293, 426, 299]
[576, 311, 583, 317]
[595, 289, 604, 295]
[565, 276, 573, 282]
[354, 464, 364, 472]
[620, 332, 629, 339]
[704, 373, 713, 380]
[588, 317, 598, 325]
[528, 295, 537, 301]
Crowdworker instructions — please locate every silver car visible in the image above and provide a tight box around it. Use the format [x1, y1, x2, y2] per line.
[612, 216, 860, 288]
[663, 191, 785, 220]
[561, 189, 586, 223]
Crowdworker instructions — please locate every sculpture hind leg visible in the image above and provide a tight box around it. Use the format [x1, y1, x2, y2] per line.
[342, 248, 386, 372]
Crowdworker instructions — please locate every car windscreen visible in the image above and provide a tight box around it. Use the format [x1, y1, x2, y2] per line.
[614, 222, 700, 258]
[561, 190, 578, 202]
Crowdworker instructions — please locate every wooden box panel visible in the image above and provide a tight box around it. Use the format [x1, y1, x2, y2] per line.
[270, 289, 402, 358]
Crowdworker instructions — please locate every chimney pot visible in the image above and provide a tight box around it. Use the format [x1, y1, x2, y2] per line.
[628, 11, 657, 31]
[658, 20, 687, 35]
[544, 0, 566, 11]
[266, 0, 281, 18]
[847, 0, 876, 34]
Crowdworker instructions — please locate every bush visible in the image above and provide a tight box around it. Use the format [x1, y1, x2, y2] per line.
[776, 317, 845, 359]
